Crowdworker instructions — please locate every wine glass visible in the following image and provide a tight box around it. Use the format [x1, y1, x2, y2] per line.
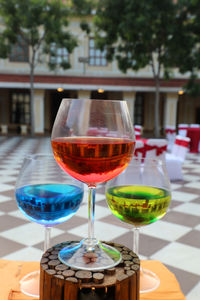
[51, 98, 135, 270]
[15, 153, 84, 298]
[105, 157, 171, 293]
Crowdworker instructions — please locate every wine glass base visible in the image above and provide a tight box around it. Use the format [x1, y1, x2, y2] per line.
[140, 268, 160, 293]
[20, 270, 40, 298]
[58, 239, 122, 271]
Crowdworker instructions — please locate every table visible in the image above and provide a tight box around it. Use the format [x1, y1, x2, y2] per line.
[0, 259, 186, 300]
[187, 127, 200, 153]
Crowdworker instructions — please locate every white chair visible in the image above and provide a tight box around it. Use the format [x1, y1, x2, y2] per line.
[20, 125, 28, 135]
[178, 124, 188, 137]
[166, 135, 190, 181]
[0, 124, 8, 135]
[171, 135, 190, 160]
[145, 139, 168, 160]
[134, 139, 145, 159]
[190, 124, 200, 128]
[134, 125, 142, 139]
[165, 125, 176, 152]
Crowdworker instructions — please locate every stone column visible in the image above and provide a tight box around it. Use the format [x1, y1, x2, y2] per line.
[34, 89, 45, 134]
[77, 90, 91, 99]
[76, 90, 91, 135]
[122, 91, 136, 123]
[164, 92, 178, 127]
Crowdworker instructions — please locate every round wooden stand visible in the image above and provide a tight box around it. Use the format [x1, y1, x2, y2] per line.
[40, 241, 140, 300]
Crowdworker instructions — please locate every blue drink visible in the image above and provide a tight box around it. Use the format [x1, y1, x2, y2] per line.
[15, 184, 84, 226]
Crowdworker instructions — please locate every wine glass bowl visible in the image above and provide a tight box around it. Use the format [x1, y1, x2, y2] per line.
[51, 99, 135, 185]
[16, 154, 84, 227]
[51, 98, 135, 270]
[15, 153, 84, 297]
[105, 157, 171, 293]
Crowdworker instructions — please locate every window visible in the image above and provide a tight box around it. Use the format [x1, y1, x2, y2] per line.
[50, 43, 69, 65]
[10, 35, 29, 62]
[89, 38, 107, 66]
[134, 93, 144, 125]
[11, 92, 30, 124]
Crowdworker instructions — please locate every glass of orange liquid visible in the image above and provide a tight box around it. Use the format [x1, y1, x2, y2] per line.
[51, 98, 135, 270]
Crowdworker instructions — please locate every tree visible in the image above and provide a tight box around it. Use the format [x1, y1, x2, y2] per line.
[94, 0, 182, 137]
[169, 0, 200, 97]
[0, 0, 77, 136]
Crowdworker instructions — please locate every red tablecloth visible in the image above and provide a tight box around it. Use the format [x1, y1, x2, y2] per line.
[187, 128, 200, 153]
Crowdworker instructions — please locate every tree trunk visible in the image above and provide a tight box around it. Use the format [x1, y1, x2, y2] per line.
[30, 62, 35, 137]
[154, 76, 160, 138]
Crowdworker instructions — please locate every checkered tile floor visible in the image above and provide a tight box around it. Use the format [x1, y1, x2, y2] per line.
[0, 136, 199, 299]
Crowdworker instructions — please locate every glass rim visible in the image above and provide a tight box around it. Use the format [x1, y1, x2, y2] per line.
[61, 98, 126, 103]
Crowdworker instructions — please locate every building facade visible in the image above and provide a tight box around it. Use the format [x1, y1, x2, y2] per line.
[0, 18, 199, 136]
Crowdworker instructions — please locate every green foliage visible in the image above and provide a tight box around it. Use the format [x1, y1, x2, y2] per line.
[0, 0, 77, 70]
[184, 75, 200, 98]
[80, 21, 91, 35]
[70, 0, 94, 16]
[94, 0, 179, 76]
[170, 0, 200, 95]
[70, 0, 95, 37]
[0, 35, 10, 57]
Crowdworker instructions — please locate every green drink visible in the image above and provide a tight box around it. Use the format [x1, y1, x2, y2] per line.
[106, 185, 171, 226]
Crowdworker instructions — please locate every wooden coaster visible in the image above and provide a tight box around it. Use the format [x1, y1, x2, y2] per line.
[40, 241, 140, 300]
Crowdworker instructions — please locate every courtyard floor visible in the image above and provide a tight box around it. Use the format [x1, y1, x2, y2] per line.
[0, 136, 199, 299]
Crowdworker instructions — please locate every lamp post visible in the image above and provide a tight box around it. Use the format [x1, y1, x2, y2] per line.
[78, 57, 89, 74]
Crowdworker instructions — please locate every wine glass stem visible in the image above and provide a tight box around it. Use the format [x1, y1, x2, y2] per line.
[133, 226, 140, 255]
[44, 226, 51, 252]
[88, 184, 96, 247]
[133, 227, 145, 275]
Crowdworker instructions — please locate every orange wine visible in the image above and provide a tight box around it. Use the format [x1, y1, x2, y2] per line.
[52, 137, 135, 184]
[106, 185, 171, 226]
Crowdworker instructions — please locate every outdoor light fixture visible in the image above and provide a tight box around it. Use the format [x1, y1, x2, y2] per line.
[98, 88, 104, 93]
[57, 87, 64, 92]
[178, 90, 184, 95]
